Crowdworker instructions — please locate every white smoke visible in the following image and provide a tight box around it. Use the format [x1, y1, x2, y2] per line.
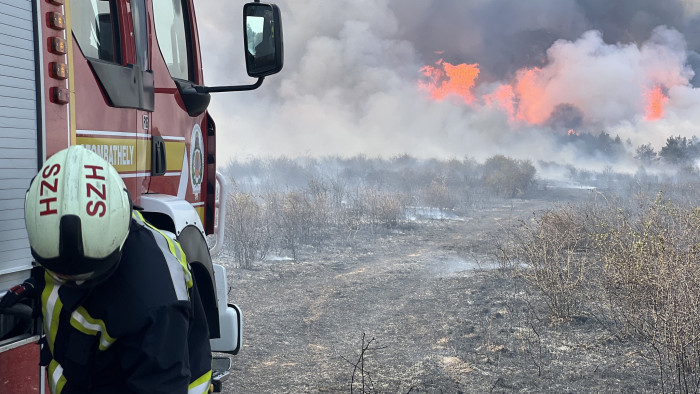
[193, 1, 700, 171]
[495, 27, 696, 127]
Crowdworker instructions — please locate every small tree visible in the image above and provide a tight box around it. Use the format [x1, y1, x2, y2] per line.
[482, 155, 536, 198]
[659, 135, 699, 166]
[635, 144, 657, 165]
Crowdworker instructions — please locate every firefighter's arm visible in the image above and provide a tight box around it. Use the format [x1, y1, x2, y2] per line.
[119, 302, 193, 394]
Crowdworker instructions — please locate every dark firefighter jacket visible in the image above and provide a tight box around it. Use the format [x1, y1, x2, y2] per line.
[39, 211, 212, 394]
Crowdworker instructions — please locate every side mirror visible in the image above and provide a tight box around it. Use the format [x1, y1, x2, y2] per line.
[243, 3, 284, 78]
[196, 2, 284, 94]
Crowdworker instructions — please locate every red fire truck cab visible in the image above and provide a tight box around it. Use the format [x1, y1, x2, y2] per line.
[0, 0, 283, 391]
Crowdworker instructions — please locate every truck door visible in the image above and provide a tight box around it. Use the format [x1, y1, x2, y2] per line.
[149, 0, 205, 205]
[71, 0, 152, 200]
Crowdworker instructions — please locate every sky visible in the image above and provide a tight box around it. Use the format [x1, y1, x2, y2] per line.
[193, 0, 700, 170]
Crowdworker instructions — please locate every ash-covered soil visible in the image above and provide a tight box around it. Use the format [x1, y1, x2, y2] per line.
[215, 190, 658, 393]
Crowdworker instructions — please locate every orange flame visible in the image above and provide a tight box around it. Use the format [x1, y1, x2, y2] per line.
[419, 59, 480, 105]
[514, 68, 551, 125]
[420, 63, 552, 125]
[644, 85, 668, 121]
[419, 57, 676, 128]
[568, 129, 579, 136]
[484, 84, 516, 121]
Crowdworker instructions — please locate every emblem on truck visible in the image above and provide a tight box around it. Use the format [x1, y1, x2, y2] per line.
[190, 124, 204, 199]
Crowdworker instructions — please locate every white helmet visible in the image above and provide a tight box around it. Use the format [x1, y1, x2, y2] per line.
[25, 146, 132, 286]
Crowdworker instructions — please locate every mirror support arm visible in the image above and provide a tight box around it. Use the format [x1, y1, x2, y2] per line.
[197, 77, 265, 93]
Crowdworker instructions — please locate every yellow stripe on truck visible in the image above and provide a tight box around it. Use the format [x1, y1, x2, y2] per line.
[164, 139, 186, 173]
[77, 137, 145, 173]
[195, 206, 205, 225]
[77, 137, 184, 174]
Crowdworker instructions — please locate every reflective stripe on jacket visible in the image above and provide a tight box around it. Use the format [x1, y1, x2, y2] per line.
[41, 212, 212, 394]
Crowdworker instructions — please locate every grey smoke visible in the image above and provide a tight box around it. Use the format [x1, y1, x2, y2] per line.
[392, 0, 699, 82]
[193, 0, 700, 171]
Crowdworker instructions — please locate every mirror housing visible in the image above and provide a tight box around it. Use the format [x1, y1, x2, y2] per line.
[175, 80, 211, 117]
[243, 3, 283, 78]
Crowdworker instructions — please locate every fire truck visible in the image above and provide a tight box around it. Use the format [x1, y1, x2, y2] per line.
[0, 0, 283, 391]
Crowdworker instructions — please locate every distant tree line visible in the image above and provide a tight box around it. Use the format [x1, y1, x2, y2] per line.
[561, 131, 626, 158]
[636, 135, 700, 167]
[558, 130, 700, 171]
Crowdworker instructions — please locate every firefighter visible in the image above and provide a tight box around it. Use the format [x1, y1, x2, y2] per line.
[23, 146, 212, 394]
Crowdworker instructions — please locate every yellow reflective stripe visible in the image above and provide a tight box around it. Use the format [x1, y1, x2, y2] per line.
[188, 370, 212, 394]
[48, 359, 67, 394]
[42, 271, 63, 354]
[171, 238, 193, 290]
[69, 307, 117, 350]
[133, 210, 145, 223]
[132, 211, 193, 290]
[154, 226, 192, 290]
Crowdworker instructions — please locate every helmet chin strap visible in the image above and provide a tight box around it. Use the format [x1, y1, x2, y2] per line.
[47, 256, 121, 288]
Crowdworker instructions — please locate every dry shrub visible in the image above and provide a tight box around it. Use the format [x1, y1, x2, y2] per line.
[303, 179, 334, 245]
[276, 191, 309, 260]
[501, 193, 700, 390]
[262, 187, 335, 260]
[226, 192, 272, 268]
[596, 195, 700, 391]
[423, 177, 457, 212]
[340, 191, 365, 234]
[361, 188, 406, 230]
[502, 206, 591, 319]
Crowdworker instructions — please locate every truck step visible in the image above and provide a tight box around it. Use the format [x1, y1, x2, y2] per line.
[211, 356, 232, 393]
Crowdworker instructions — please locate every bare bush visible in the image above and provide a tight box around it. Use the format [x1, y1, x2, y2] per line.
[498, 192, 700, 391]
[225, 191, 272, 269]
[275, 191, 309, 261]
[500, 206, 592, 319]
[361, 188, 406, 230]
[305, 179, 333, 245]
[422, 177, 457, 212]
[596, 195, 700, 392]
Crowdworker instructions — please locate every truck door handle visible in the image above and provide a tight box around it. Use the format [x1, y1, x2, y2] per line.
[151, 136, 166, 176]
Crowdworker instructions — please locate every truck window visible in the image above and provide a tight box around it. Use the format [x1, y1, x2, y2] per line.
[72, 0, 120, 63]
[131, 0, 149, 70]
[153, 0, 191, 81]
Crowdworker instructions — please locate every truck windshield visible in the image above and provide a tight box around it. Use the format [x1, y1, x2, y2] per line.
[153, 0, 191, 81]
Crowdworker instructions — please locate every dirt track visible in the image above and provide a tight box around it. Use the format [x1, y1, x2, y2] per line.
[215, 191, 657, 393]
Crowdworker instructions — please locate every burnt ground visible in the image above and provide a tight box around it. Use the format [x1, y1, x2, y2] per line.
[215, 188, 660, 393]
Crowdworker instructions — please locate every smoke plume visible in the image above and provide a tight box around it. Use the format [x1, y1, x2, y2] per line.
[194, 0, 700, 171]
